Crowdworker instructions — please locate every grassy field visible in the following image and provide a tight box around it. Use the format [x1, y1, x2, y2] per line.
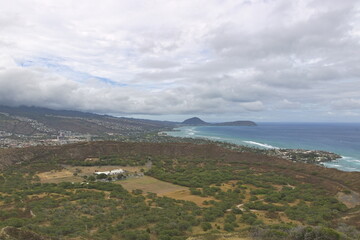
[116, 176, 215, 206]
[116, 176, 186, 194]
[164, 189, 216, 206]
[37, 169, 82, 183]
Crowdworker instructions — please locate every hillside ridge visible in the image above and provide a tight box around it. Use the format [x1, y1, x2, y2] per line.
[0, 141, 358, 193]
[0, 105, 175, 138]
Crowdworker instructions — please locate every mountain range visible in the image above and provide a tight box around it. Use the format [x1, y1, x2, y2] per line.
[0, 105, 175, 136]
[0, 106, 256, 137]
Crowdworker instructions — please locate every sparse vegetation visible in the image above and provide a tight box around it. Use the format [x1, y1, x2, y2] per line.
[0, 141, 358, 239]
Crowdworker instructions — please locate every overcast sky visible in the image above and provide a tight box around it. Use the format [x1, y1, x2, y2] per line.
[1, 0, 360, 122]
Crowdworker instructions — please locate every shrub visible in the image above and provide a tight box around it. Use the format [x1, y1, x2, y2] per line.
[290, 226, 340, 240]
[224, 223, 234, 232]
[96, 173, 107, 180]
[201, 222, 212, 231]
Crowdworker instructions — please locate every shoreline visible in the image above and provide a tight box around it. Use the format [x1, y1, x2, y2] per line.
[164, 126, 358, 172]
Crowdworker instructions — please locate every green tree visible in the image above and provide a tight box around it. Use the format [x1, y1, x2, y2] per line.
[96, 173, 107, 180]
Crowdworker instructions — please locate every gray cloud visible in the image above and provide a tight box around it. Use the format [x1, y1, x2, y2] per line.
[332, 99, 360, 110]
[0, 0, 360, 121]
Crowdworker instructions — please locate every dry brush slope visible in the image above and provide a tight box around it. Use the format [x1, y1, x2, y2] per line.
[0, 141, 359, 193]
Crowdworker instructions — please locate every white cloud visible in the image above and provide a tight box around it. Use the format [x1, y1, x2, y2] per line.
[0, 0, 360, 121]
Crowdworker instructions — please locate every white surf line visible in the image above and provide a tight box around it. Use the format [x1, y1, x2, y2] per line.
[340, 156, 360, 163]
[243, 140, 280, 149]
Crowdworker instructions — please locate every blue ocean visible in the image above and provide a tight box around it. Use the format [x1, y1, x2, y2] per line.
[165, 123, 360, 172]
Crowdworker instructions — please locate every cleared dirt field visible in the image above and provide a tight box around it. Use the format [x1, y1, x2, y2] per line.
[37, 169, 82, 183]
[116, 176, 187, 195]
[37, 165, 143, 183]
[163, 189, 216, 206]
[337, 191, 360, 208]
[117, 176, 215, 206]
[117, 176, 186, 194]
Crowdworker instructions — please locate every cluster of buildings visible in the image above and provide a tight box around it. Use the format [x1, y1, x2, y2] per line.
[0, 130, 94, 148]
[91, 168, 145, 182]
[0, 131, 12, 137]
[270, 149, 341, 164]
[12, 116, 56, 133]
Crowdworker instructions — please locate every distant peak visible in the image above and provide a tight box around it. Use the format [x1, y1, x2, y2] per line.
[182, 117, 207, 125]
[182, 117, 257, 126]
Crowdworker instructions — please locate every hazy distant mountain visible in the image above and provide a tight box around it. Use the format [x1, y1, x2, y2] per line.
[0, 105, 176, 136]
[182, 117, 207, 125]
[0, 106, 256, 138]
[182, 117, 256, 126]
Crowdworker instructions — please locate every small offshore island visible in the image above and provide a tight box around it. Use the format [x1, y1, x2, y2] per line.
[182, 117, 257, 126]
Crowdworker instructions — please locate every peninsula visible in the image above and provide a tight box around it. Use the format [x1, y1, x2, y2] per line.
[182, 117, 257, 126]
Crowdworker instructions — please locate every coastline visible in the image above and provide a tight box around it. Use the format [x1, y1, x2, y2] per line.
[164, 125, 360, 172]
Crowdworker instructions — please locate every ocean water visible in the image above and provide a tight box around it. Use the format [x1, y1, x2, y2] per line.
[165, 123, 360, 172]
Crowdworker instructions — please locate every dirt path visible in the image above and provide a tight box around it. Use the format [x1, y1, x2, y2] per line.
[337, 191, 360, 208]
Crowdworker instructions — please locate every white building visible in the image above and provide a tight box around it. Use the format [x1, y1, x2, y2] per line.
[94, 169, 125, 176]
